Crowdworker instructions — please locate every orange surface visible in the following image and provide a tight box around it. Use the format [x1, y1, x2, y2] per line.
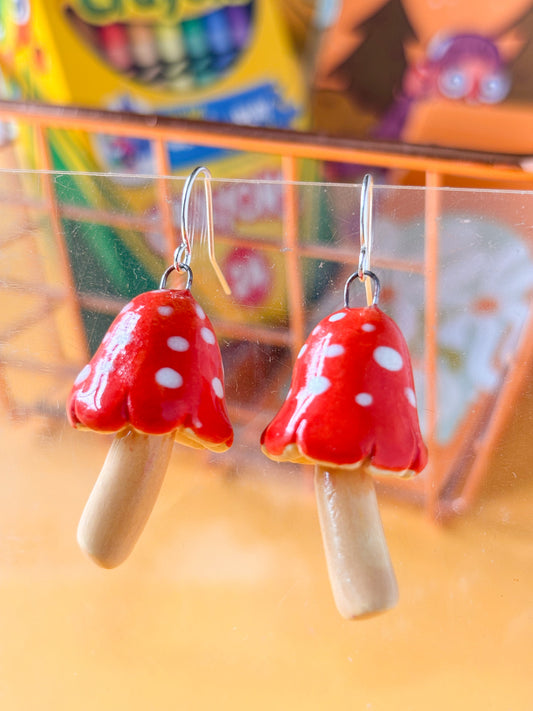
[1, 209, 532, 706]
[0, 115, 532, 709]
[1, 392, 532, 710]
[404, 100, 533, 154]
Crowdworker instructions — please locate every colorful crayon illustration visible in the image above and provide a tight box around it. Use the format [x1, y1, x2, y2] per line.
[64, 2, 255, 89]
[0, 0, 311, 340]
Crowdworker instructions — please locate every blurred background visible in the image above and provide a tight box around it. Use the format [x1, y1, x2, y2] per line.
[0, 1, 532, 709]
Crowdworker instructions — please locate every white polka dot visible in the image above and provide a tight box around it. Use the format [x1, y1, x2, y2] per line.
[158, 305, 173, 316]
[325, 344, 345, 357]
[307, 375, 331, 395]
[212, 377, 224, 398]
[167, 336, 189, 352]
[298, 343, 308, 358]
[312, 325, 321, 336]
[193, 416, 203, 429]
[155, 367, 183, 389]
[362, 323, 376, 332]
[405, 387, 417, 407]
[195, 304, 206, 320]
[355, 392, 373, 407]
[201, 327, 216, 345]
[328, 312, 346, 322]
[373, 346, 403, 372]
[74, 364, 91, 385]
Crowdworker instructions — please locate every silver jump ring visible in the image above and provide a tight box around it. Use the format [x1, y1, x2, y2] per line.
[159, 262, 193, 290]
[344, 270, 380, 308]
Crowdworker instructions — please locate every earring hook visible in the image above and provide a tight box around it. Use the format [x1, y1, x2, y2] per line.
[179, 166, 231, 295]
[358, 174, 374, 306]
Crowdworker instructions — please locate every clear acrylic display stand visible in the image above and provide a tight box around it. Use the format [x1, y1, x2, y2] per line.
[2, 166, 533, 519]
[0, 101, 532, 710]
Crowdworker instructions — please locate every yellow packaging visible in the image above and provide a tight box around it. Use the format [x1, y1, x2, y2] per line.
[0, 0, 317, 335]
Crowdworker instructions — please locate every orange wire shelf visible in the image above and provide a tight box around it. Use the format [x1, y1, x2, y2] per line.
[1, 98, 533, 521]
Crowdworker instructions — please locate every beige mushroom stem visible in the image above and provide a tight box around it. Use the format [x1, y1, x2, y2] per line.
[77, 427, 175, 568]
[314, 465, 399, 619]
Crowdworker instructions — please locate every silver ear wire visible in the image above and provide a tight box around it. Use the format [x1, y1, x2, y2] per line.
[180, 166, 231, 294]
[358, 173, 374, 281]
[159, 166, 230, 293]
[342, 174, 379, 307]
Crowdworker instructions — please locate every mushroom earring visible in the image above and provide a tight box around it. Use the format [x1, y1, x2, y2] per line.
[261, 176, 428, 619]
[67, 167, 233, 568]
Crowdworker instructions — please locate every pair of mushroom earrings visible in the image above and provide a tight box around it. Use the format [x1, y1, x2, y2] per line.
[68, 169, 427, 620]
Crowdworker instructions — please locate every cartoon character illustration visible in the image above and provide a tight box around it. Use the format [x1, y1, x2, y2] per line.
[374, 33, 511, 140]
[313, 0, 533, 145]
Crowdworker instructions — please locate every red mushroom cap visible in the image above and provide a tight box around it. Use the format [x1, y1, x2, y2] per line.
[68, 289, 233, 452]
[261, 305, 427, 476]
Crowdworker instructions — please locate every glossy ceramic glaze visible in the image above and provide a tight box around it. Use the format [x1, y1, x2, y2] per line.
[68, 288, 233, 449]
[261, 305, 427, 475]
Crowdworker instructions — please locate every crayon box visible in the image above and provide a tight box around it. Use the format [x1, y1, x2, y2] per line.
[0, 1, 329, 346]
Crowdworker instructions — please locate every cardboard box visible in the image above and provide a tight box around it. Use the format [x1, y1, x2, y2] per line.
[0, 0, 315, 336]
